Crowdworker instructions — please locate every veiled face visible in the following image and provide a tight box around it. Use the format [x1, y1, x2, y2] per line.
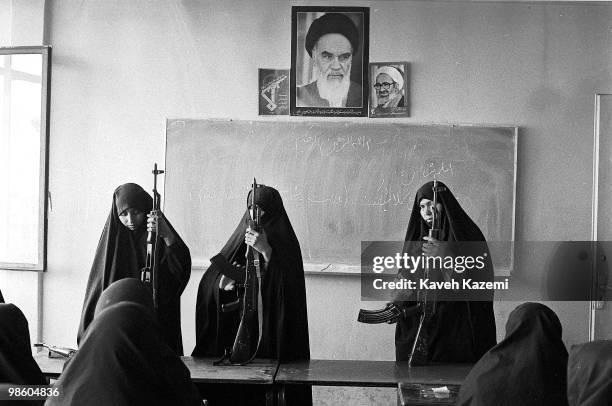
[313, 33, 352, 85]
[419, 198, 443, 225]
[118, 208, 145, 231]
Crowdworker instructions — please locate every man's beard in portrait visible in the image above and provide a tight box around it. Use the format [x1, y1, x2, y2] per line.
[315, 63, 351, 107]
[377, 89, 391, 106]
[378, 88, 402, 108]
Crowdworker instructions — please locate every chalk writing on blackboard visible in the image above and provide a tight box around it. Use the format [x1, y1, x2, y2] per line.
[164, 120, 517, 274]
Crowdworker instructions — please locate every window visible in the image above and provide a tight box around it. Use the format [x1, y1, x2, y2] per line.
[0, 46, 51, 271]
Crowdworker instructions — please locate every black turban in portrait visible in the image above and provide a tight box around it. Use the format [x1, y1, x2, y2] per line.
[305, 13, 359, 57]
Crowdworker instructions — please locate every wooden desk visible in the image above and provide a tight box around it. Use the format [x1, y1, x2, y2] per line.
[184, 357, 278, 406]
[33, 352, 65, 378]
[275, 360, 473, 406]
[34, 353, 278, 406]
[35, 354, 472, 406]
[182, 357, 277, 385]
[277, 360, 405, 387]
[34, 353, 279, 384]
[276, 360, 472, 387]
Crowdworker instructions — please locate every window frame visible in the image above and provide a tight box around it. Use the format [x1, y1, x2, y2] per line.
[0, 45, 51, 271]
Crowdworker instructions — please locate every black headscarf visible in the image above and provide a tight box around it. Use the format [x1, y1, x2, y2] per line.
[395, 181, 496, 362]
[193, 185, 311, 405]
[567, 340, 612, 406]
[78, 183, 191, 354]
[404, 181, 487, 245]
[0, 303, 46, 385]
[47, 279, 201, 406]
[457, 302, 569, 406]
[0, 289, 4, 303]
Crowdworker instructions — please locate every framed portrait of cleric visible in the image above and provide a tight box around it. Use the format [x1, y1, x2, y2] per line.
[290, 6, 369, 117]
[369, 62, 410, 118]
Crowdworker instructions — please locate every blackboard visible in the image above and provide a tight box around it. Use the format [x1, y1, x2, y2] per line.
[164, 119, 517, 274]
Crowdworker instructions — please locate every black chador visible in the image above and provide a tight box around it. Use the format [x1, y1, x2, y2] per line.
[567, 339, 612, 406]
[395, 181, 497, 362]
[48, 279, 201, 406]
[457, 303, 569, 406]
[77, 183, 191, 354]
[0, 303, 46, 385]
[0, 303, 46, 406]
[193, 185, 311, 405]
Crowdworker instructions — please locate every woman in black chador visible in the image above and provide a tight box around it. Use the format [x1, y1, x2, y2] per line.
[193, 184, 311, 406]
[567, 339, 612, 406]
[47, 279, 202, 406]
[457, 302, 569, 406]
[1, 302, 47, 406]
[0, 304, 46, 391]
[77, 183, 191, 354]
[395, 181, 496, 363]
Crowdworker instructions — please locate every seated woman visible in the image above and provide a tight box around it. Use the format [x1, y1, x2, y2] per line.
[193, 184, 311, 406]
[47, 279, 202, 406]
[457, 302, 569, 406]
[395, 181, 496, 363]
[567, 340, 612, 406]
[0, 302, 46, 406]
[77, 183, 191, 354]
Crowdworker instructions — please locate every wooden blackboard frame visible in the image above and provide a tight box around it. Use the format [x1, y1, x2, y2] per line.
[162, 119, 518, 276]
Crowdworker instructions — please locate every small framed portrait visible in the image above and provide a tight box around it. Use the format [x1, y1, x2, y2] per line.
[369, 62, 410, 118]
[258, 69, 289, 115]
[291, 6, 369, 117]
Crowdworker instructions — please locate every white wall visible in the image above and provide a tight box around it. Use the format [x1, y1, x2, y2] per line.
[2, 1, 611, 404]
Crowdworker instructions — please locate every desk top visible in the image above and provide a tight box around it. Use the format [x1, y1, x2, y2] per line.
[183, 357, 278, 384]
[35, 353, 472, 389]
[34, 352, 278, 385]
[33, 352, 64, 377]
[276, 360, 473, 388]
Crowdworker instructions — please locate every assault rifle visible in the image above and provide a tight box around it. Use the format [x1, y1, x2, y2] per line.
[215, 179, 264, 365]
[141, 163, 164, 310]
[408, 180, 446, 366]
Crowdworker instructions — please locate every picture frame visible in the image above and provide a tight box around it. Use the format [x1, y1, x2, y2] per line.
[258, 68, 289, 116]
[290, 6, 369, 117]
[369, 62, 410, 118]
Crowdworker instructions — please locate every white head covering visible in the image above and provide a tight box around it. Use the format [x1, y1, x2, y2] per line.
[375, 66, 404, 89]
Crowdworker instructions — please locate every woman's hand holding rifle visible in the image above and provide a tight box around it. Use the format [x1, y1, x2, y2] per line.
[245, 227, 273, 262]
[147, 211, 176, 246]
